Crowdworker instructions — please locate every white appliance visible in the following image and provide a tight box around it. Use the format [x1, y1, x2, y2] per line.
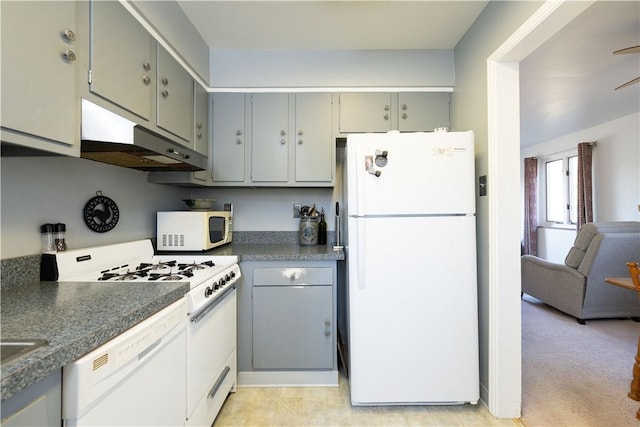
[157, 207, 233, 251]
[344, 131, 479, 406]
[62, 299, 187, 427]
[48, 240, 240, 426]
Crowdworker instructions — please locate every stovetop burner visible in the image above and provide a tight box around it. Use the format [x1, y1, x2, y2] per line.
[98, 270, 149, 281]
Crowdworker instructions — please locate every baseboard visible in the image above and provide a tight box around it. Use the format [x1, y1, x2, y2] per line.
[238, 370, 339, 387]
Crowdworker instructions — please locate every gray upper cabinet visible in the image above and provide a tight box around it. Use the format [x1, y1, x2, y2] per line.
[338, 92, 393, 133]
[251, 93, 290, 183]
[157, 45, 194, 145]
[211, 93, 334, 187]
[194, 83, 209, 157]
[90, 0, 154, 121]
[295, 93, 333, 183]
[398, 92, 451, 131]
[212, 93, 246, 183]
[338, 92, 451, 133]
[1, 1, 79, 155]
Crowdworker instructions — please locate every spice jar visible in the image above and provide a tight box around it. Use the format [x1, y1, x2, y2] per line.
[41, 223, 56, 253]
[54, 223, 67, 251]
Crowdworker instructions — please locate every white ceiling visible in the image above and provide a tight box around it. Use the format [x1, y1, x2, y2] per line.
[177, 1, 640, 147]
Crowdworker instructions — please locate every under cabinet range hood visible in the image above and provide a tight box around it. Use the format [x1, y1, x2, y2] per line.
[80, 99, 206, 172]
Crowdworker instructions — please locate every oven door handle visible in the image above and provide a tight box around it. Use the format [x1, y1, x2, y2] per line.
[191, 284, 236, 324]
[208, 365, 231, 399]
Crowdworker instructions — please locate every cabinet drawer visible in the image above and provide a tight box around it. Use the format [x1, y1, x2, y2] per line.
[253, 267, 332, 286]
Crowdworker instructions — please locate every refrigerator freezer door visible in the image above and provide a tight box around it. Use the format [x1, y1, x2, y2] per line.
[347, 215, 479, 405]
[346, 131, 475, 216]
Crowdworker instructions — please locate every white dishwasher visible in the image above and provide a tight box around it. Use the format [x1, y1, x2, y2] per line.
[62, 298, 187, 427]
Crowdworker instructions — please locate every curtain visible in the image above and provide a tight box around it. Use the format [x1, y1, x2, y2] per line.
[576, 142, 594, 230]
[523, 157, 538, 256]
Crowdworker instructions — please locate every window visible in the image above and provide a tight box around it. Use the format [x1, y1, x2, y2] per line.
[542, 154, 578, 225]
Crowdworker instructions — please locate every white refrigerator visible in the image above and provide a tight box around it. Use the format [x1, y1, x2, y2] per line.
[344, 130, 479, 406]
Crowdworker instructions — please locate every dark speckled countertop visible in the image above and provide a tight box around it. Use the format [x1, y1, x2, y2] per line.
[199, 243, 345, 261]
[0, 236, 344, 402]
[0, 280, 188, 401]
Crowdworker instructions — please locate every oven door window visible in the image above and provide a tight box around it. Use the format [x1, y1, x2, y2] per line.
[209, 216, 225, 243]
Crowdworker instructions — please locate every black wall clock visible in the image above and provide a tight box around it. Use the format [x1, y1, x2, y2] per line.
[83, 191, 120, 233]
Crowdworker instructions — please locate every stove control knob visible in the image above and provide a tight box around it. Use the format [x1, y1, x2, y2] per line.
[218, 278, 225, 288]
[205, 287, 213, 297]
[225, 274, 231, 281]
[230, 271, 236, 278]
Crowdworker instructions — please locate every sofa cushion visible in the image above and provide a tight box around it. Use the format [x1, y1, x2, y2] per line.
[564, 224, 599, 268]
[565, 247, 586, 268]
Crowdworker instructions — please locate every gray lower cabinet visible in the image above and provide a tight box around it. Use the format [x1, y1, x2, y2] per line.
[253, 283, 333, 369]
[0, 1, 78, 155]
[238, 261, 337, 384]
[0, 371, 61, 427]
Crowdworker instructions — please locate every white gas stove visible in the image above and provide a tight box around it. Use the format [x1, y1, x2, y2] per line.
[42, 239, 240, 426]
[41, 239, 240, 315]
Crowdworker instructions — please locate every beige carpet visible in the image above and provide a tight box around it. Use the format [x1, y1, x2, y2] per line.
[521, 294, 640, 426]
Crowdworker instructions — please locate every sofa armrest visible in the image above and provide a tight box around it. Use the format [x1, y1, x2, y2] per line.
[521, 255, 585, 282]
[521, 255, 587, 318]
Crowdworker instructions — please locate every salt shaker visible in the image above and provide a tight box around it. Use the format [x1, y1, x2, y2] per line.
[54, 223, 67, 251]
[40, 223, 56, 253]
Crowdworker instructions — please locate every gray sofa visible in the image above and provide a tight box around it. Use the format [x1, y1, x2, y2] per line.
[521, 222, 640, 323]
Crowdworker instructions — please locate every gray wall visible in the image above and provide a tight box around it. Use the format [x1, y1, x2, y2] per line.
[210, 49, 454, 88]
[0, 157, 187, 259]
[452, 0, 543, 412]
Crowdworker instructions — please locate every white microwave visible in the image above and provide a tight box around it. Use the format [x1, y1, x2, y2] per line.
[157, 208, 233, 251]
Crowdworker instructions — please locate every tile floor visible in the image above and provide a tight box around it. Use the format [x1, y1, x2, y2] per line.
[213, 373, 522, 427]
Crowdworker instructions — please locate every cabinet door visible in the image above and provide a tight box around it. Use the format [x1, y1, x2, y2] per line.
[295, 93, 333, 182]
[212, 93, 246, 182]
[398, 92, 451, 131]
[194, 83, 209, 156]
[252, 285, 333, 369]
[251, 94, 289, 182]
[90, 1, 153, 121]
[157, 45, 194, 145]
[1, 1, 77, 149]
[339, 93, 392, 133]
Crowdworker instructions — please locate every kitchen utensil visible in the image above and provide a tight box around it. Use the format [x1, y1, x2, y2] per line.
[183, 199, 216, 210]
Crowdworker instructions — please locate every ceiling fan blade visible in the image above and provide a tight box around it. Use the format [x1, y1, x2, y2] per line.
[615, 77, 640, 90]
[613, 45, 640, 55]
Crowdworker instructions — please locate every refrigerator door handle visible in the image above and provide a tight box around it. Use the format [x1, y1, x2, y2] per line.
[357, 219, 366, 290]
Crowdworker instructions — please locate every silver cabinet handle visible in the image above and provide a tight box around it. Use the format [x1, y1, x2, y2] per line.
[162, 77, 169, 86]
[63, 29, 76, 41]
[197, 133, 203, 139]
[236, 139, 243, 144]
[62, 50, 76, 62]
[280, 139, 286, 145]
[298, 139, 303, 144]
[197, 123, 203, 130]
[297, 130, 303, 136]
[383, 114, 389, 121]
[402, 113, 408, 119]
[142, 62, 151, 72]
[384, 104, 390, 111]
[401, 104, 407, 110]
[280, 130, 287, 136]
[162, 90, 169, 98]
[167, 148, 189, 159]
[142, 75, 151, 85]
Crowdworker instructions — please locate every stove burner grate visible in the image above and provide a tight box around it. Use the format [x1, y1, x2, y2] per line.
[98, 270, 148, 281]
